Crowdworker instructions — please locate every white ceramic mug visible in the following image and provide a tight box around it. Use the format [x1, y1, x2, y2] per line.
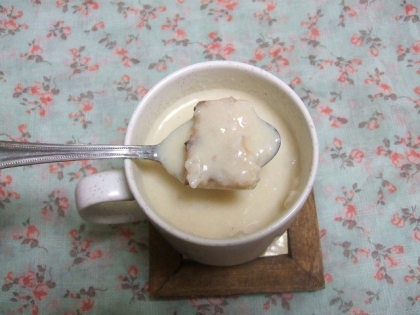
[75, 61, 318, 266]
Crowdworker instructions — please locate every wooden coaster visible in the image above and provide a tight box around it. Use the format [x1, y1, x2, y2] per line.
[149, 191, 324, 298]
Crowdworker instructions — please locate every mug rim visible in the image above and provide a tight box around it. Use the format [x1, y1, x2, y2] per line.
[125, 60, 319, 247]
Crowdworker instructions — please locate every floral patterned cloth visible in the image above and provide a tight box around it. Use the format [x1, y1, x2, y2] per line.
[1, 0, 420, 314]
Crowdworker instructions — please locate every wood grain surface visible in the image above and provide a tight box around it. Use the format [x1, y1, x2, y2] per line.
[149, 191, 324, 298]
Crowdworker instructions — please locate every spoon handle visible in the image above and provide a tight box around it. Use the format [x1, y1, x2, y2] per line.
[0, 141, 158, 169]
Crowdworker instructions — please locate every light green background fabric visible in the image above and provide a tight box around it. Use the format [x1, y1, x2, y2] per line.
[1, 1, 420, 314]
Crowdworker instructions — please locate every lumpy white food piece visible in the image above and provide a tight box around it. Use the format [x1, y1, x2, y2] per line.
[184, 97, 274, 189]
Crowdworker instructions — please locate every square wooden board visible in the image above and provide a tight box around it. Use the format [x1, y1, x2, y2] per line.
[149, 191, 324, 298]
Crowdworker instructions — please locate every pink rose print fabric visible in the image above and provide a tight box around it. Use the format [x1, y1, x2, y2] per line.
[1, 0, 420, 314]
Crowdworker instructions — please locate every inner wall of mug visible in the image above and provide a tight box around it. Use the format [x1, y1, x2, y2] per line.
[125, 62, 316, 241]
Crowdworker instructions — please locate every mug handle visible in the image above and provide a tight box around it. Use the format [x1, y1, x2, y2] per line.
[75, 169, 146, 224]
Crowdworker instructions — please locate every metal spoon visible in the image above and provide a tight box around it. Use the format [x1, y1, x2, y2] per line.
[0, 119, 281, 182]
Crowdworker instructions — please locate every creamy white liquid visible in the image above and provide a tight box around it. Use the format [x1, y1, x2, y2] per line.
[138, 89, 300, 239]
